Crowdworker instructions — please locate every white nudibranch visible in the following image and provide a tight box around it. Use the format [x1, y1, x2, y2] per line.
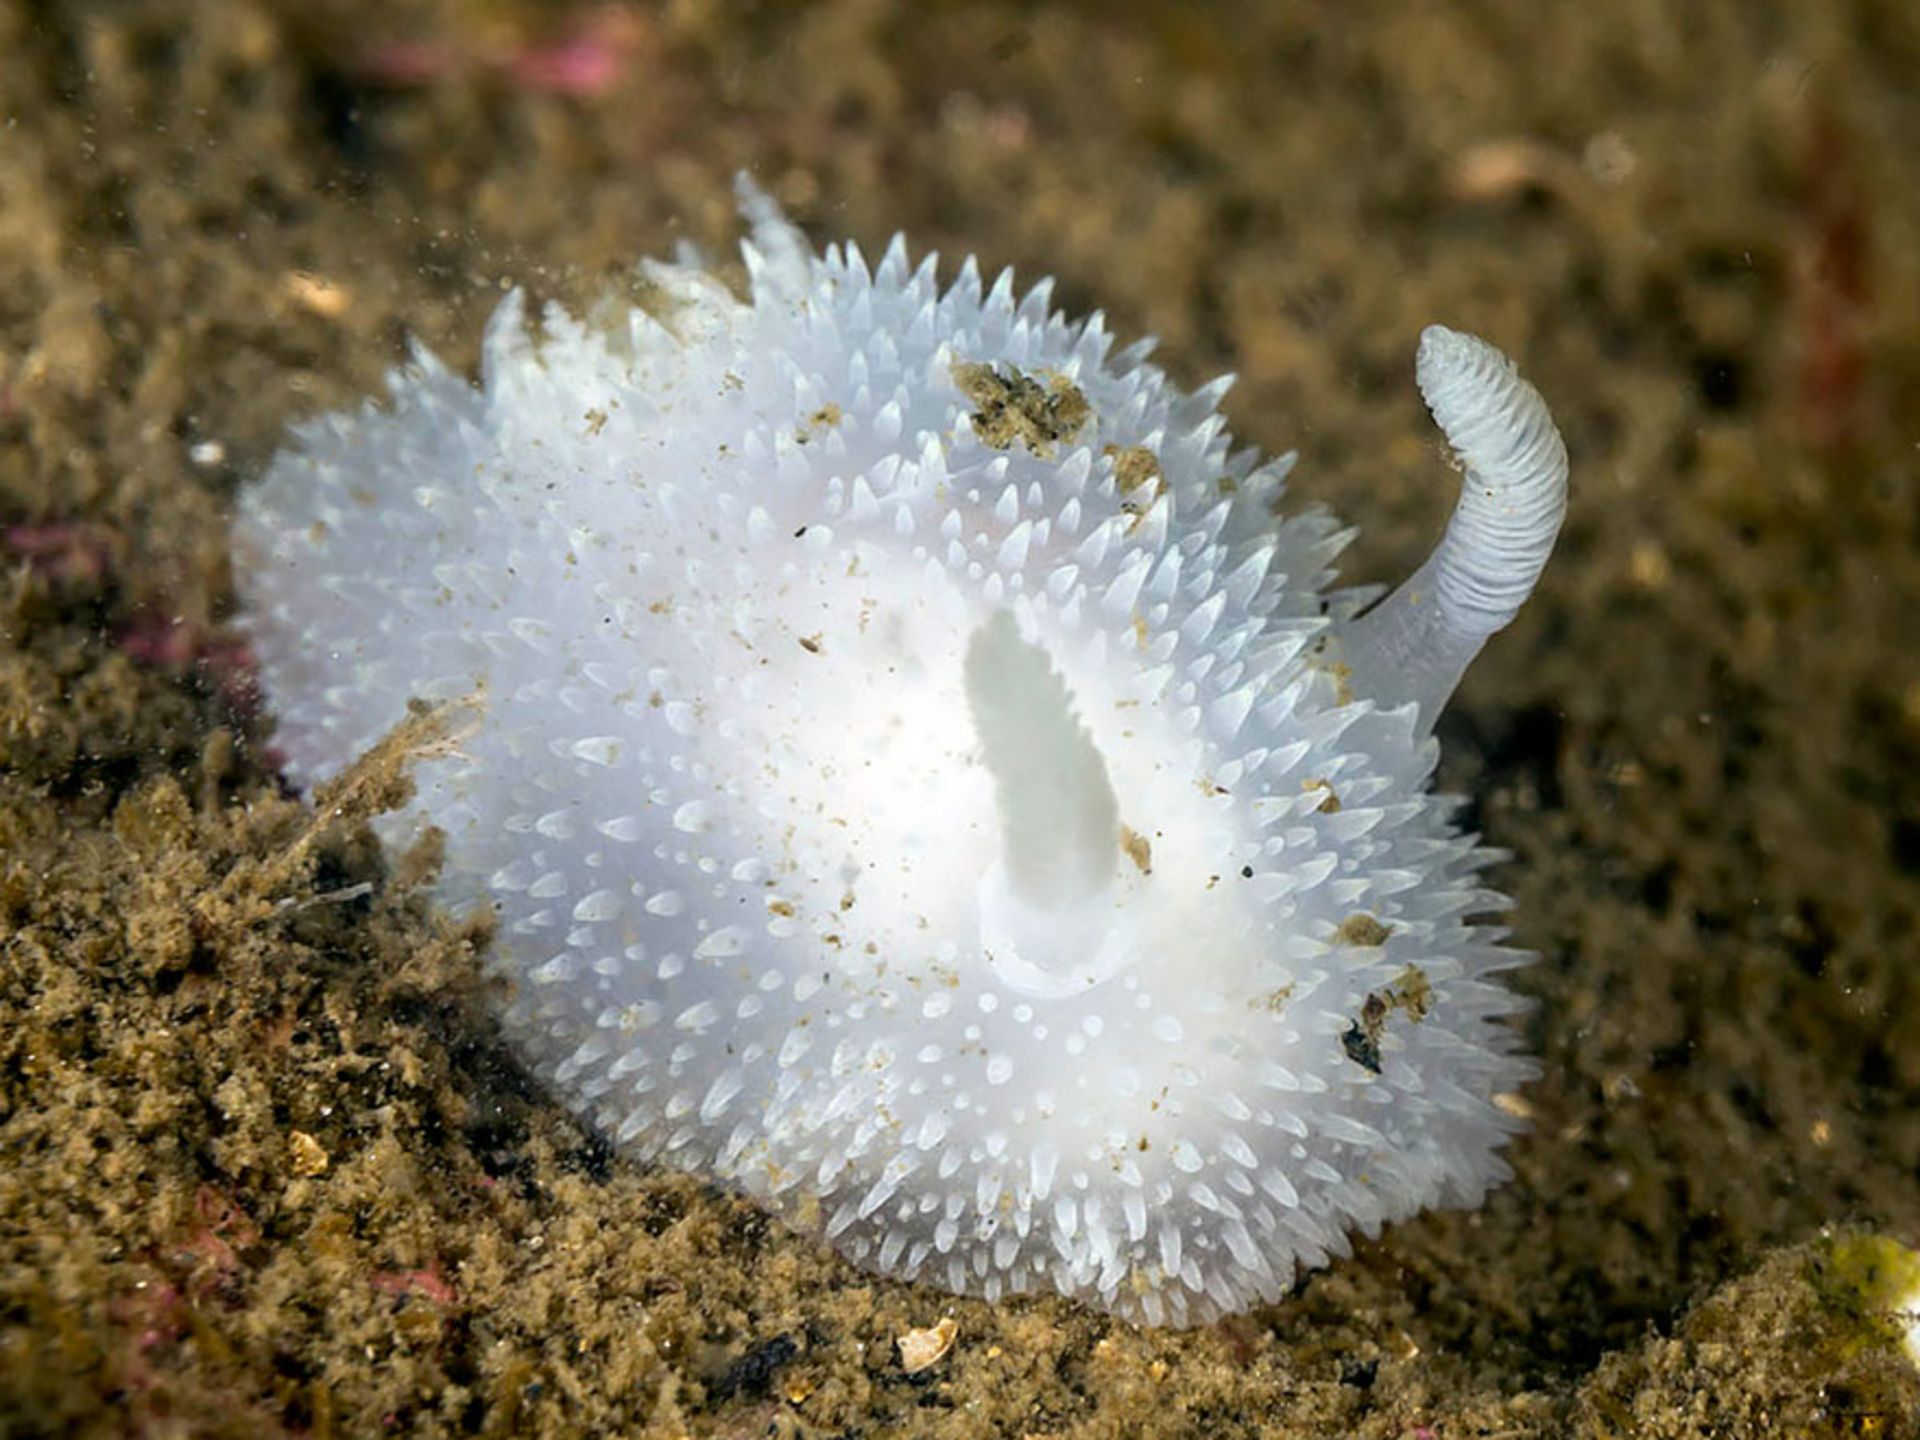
[235, 181, 1569, 1326]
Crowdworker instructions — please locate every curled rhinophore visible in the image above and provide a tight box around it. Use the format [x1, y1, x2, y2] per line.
[1338, 324, 1570, 730]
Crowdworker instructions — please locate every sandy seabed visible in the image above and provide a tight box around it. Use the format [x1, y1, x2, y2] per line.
[3, 2, 1920, 1436]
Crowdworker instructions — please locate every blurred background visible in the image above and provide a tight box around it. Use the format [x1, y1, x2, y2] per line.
[2, 2, 1917, 1435]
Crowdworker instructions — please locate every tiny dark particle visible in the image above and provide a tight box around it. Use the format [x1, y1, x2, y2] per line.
[707, 1334, 801, 1401]
[1342, 1021, 1382, 1074]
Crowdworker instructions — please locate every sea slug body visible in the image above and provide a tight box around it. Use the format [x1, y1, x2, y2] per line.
[236, 181, 1569, 1325]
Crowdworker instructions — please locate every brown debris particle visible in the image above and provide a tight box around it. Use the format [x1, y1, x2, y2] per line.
[798, 633, 823, 654]
[1303, 778, 1341, 813]
[897, 1316, 958, 1374]
[1493, 1091, 1536, 1122]
[282, 269, 352, 318]
[1629, 540, 1673, 590]
[1119, 825, 1153, 875]
[1390, 962, 1433, 1021]
[1335, 913, 1393, 947]
[1343, 963, 1432, 1074]
[1446, 136, 1583, 204]
[287, 1130, 328, 1177]
[1106, 443, 1164, 507]
[952, 361, 1089, 457]
[795, 402, 842, 443]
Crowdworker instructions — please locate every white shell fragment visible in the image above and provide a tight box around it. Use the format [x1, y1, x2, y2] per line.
[897, 1317, 959, 1374]
[235, 181, 1567, 1326]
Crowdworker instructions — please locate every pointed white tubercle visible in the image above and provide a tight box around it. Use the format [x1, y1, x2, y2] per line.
[734, 171, 813, 306]
[1340, 325, 1569, 731]
[963, 610, 1119, 908]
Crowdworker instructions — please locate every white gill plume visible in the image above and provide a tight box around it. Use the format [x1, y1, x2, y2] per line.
[963, 608, 1120, 909]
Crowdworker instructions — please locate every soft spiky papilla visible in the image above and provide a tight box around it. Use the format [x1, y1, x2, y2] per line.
[235, 185, 1547, 1326]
